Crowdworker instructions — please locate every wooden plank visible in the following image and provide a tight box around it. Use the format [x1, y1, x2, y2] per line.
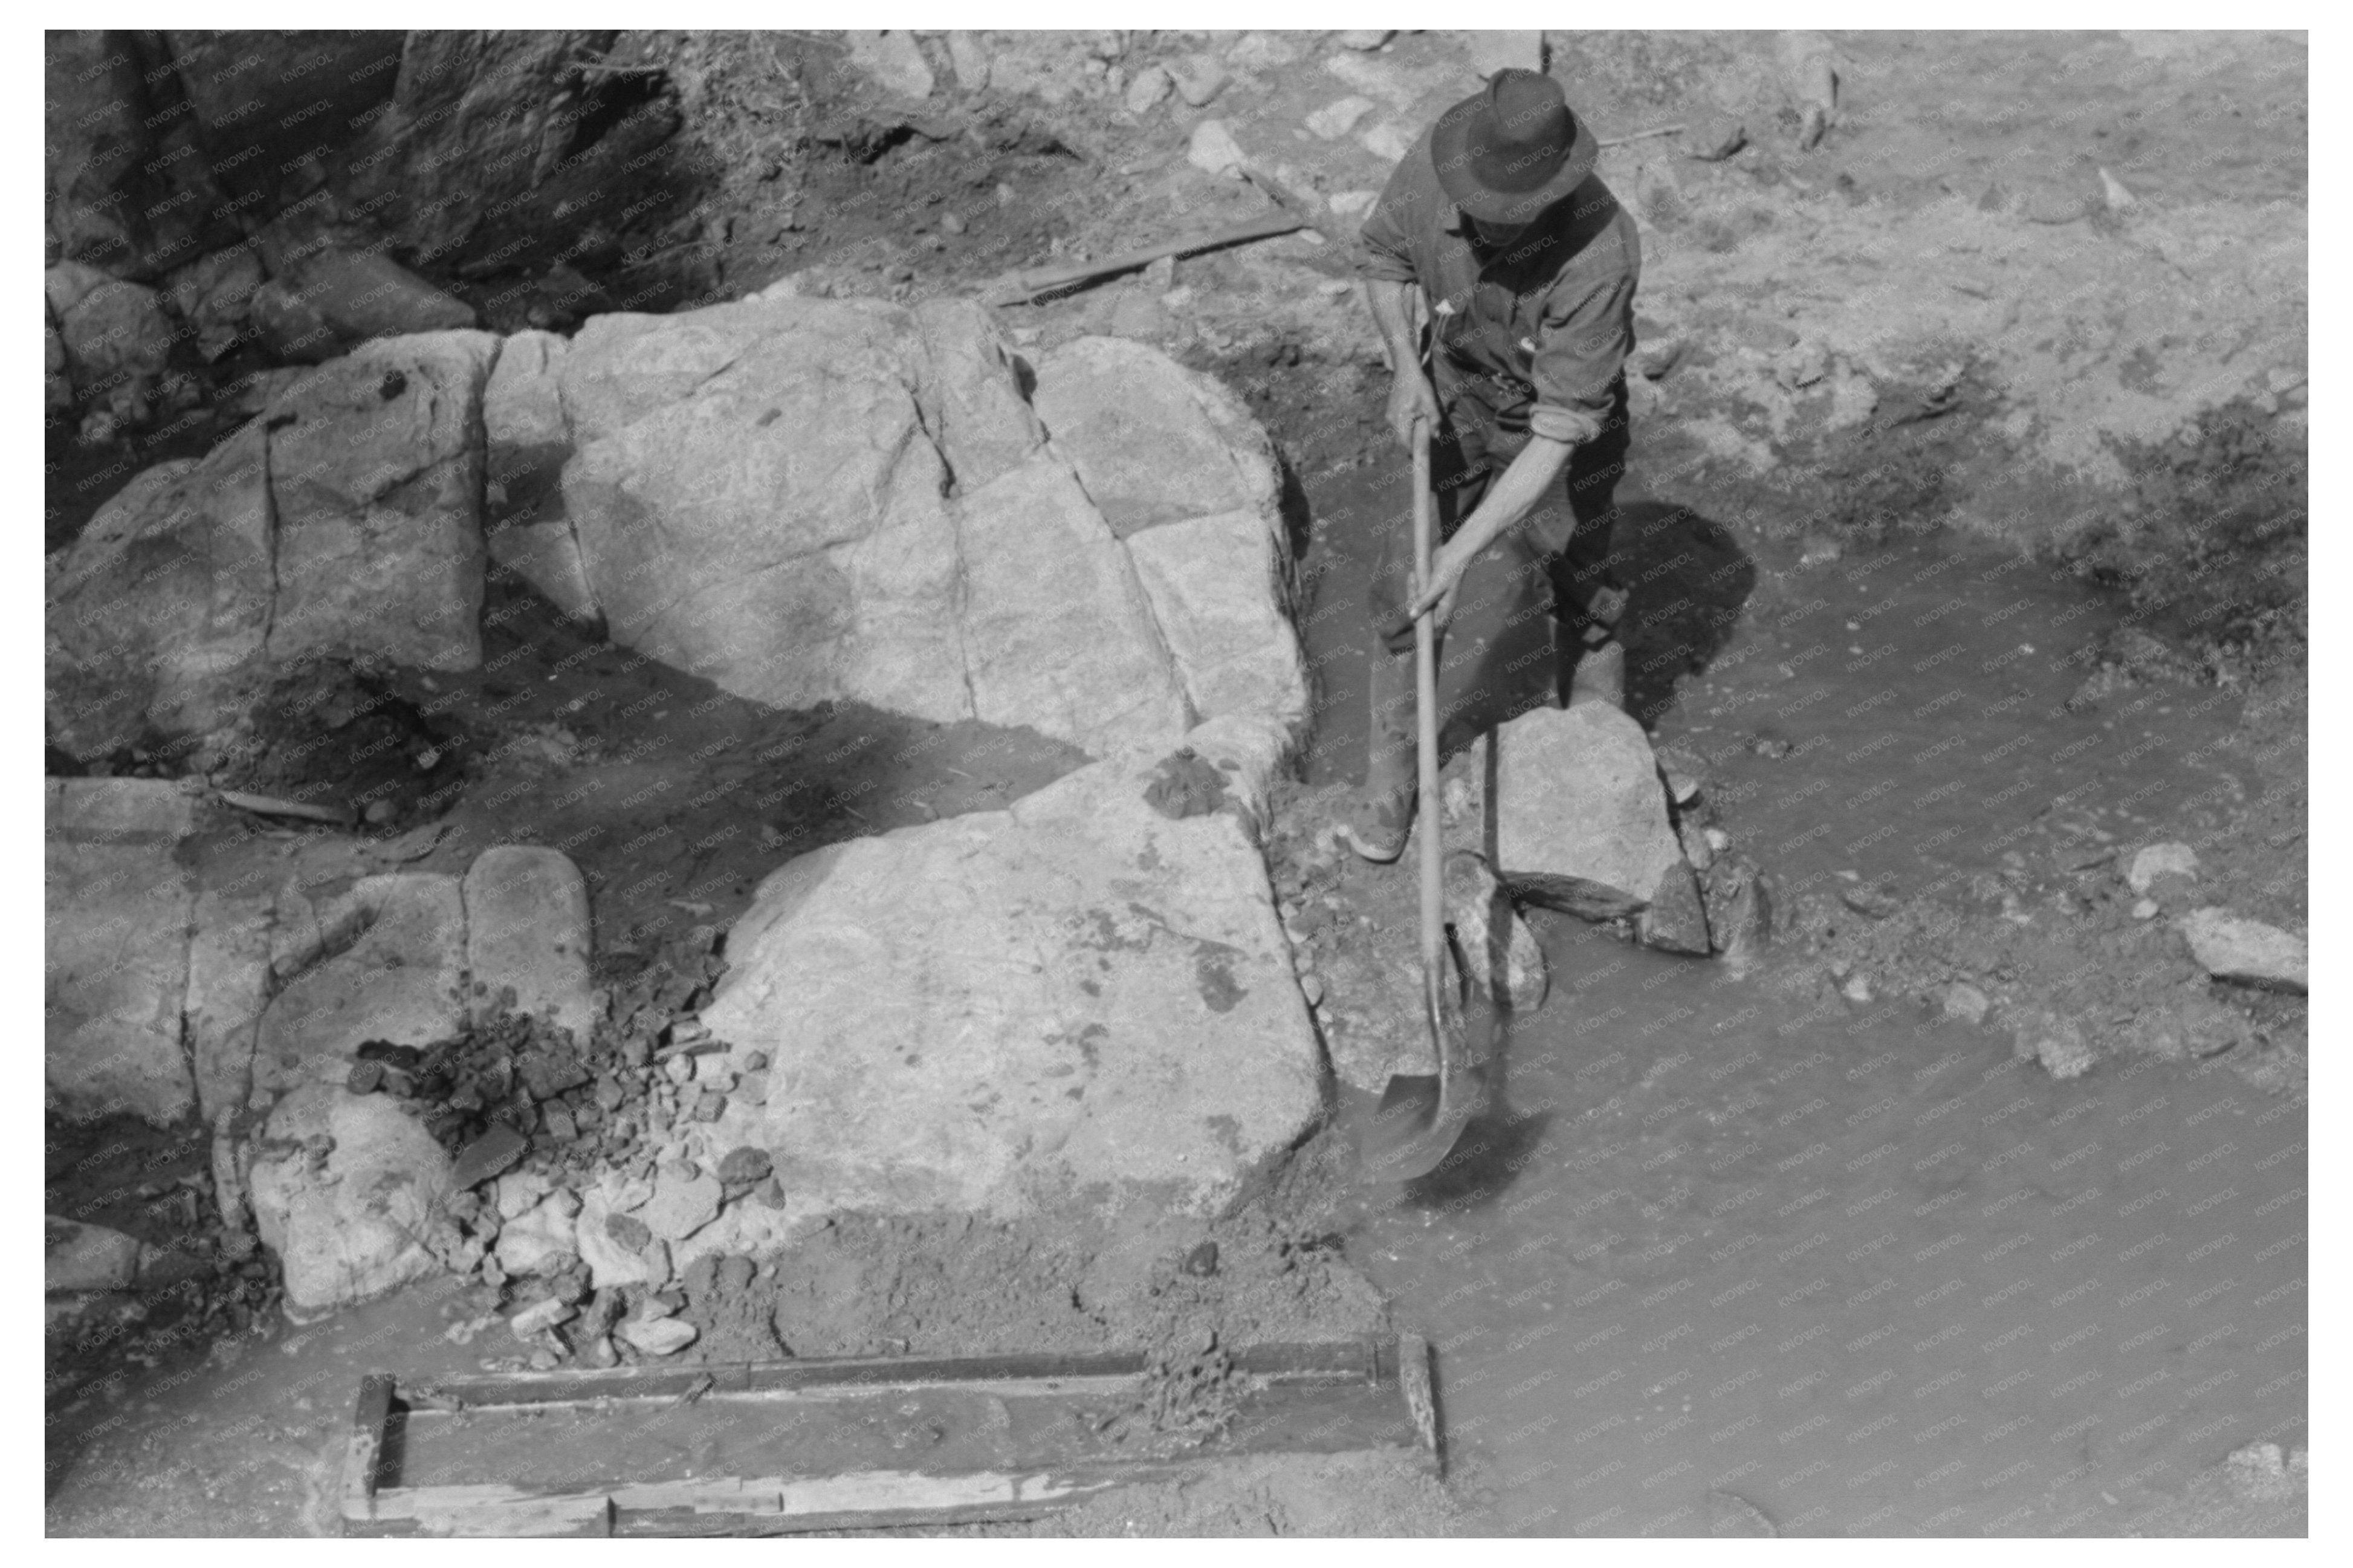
[1396, 1335, 1440, 1474]
[362, 1483, 615, 1537]
[338, 1373, 394, 1528]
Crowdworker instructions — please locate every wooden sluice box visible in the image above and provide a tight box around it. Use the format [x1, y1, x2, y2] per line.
[341, 1334, 1439, 1535]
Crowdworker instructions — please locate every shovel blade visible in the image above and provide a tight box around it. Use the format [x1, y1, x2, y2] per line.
[1358, 1069, 1479, 1183]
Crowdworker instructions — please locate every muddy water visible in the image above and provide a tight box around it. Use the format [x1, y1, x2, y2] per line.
[1298, 476, 2305, 1534]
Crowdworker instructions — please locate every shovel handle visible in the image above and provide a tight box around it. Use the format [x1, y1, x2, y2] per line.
[1410, 416, 1449, 1087]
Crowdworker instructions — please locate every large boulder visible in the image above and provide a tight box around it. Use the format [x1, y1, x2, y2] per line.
[47, 331, 496, 760]
[548, 299, 1300, 757]
[264, 330, 497, 669]
[247, 1081, 453, 1318]
[44, 781, 199, 1124]
[700, 751, 1327, 1224]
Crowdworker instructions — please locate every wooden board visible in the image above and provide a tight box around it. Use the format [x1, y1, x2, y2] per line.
[344, 1336, 1437, 1537]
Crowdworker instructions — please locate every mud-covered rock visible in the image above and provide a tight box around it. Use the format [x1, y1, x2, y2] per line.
[253, 873, 467, 1095]
[1442, 851, 1547, 1011]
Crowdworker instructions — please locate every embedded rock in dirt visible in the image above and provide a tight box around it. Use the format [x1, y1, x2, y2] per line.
[247, 1082, 454, 1317]
[702, 751, 1325, 1224]
[552, 299, 1290, 757]
[44, 780, 199, 1124]
[2010, 1006, 2097, 1080]
[2178, 909, 2306, 993]
[575, 1188, 658, 1289]
[462, 846, 597, 1042]
[1481, 705, 1688, 919]
[2126, 841, 2200, 895]
[249, 247, 477, 363]
[253, 873, 467, 1095]
[264, 331, 497, 672]
[47, 1217, 143, 1295]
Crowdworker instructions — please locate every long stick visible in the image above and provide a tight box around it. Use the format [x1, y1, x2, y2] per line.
[980, 212, 1305, 306]
[1411, 416, 1448, 1092]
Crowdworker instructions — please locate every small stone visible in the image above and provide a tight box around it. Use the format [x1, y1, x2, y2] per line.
[741, 1051, 768, 1073]
[692, 1092, 727, 1122]
[509, 1296, 575, 1340]
[583, 1335, 618, 1369]
[1335, 30, 1393, 50]
[939, 212, 966, 236]
[717, 1146, 773, 1185]
[605, 1211, 653, 1252]
[1124, 63, 1173, 115]
[1188, 120, 1248, 178]
[1183, 1240, 1219, 1277]
[1306, 96, 1376, 140]
[346, 1060, 384, 1095]
[638, 1166, 723, 1243]
[1840, 973, 1874, 1005]
[2011, 1008, 2096, 1080]
[363, 799, 396, 825]
[1359, 121, 1414, 163]
[1298, 973, 1324, 1007]
[1938, 982, 1990, 1026]
[621, 1317, 698, 1357]
[545, 1103, 577, 1141]
[664, 1052, 695, 1086]
[734, 1071, 769, 1106]
[2178, 909, 2306, 993]
[2126, 841, 2199, 895]
[754, 1176, 788, 1210]
[1325, 190, 1379, 221]
[450, 1124, 529, 1191]
[1168, 53, 1229, 108]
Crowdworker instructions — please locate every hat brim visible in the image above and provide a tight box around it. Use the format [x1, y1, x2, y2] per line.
[1429, 96, 1599, 226]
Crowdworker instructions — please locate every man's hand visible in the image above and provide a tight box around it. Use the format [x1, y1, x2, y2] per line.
[1387, 371, 1440, 453]
[1408, 537, 1471, 628]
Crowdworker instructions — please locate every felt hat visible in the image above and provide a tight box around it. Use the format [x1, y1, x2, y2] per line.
[1429, 68, 1598, 225]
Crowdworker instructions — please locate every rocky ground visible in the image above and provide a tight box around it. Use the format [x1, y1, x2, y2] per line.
[47, 29, 2304, 1538]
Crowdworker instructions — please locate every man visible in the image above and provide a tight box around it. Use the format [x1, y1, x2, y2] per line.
[1338, 68, 1641, 863]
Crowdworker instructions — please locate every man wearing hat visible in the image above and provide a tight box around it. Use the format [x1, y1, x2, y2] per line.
[1338, 66, 1640, 863]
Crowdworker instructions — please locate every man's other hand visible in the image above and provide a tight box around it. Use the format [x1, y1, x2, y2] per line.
[1387, 372, 1440, 452]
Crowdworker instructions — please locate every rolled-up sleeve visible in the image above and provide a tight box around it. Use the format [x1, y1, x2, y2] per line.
[1528, 261, 1637, 445]
[1356, 151, 1427, 285]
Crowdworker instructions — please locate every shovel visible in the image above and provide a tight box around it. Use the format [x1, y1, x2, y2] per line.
[1359, 415, 1496, 1184]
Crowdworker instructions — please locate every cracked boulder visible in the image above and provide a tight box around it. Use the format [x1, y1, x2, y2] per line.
[45, 331, 497, 763]
[701, 750, 1325, 1225]
[537, 300, 1299, 759]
